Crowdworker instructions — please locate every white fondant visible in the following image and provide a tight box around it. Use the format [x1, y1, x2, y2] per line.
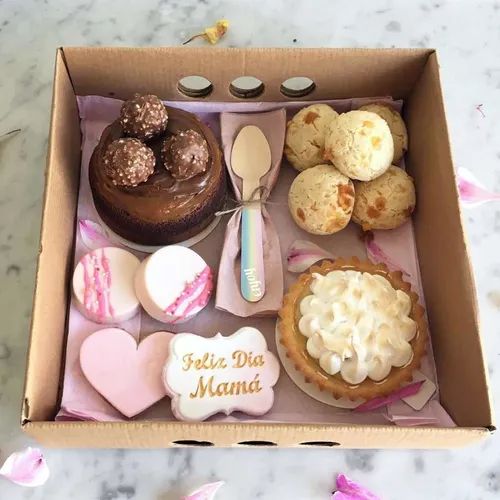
[72, 246, 141, 324]
[163, 327, 280, 421]
[134, 245, 212, 324]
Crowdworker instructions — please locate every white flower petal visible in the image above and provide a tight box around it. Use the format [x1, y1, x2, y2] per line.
[286, 240, 334, 273]
[457, 167, 500, 207]
[0, 447, 49, 487]
[183, 481, 224, 500]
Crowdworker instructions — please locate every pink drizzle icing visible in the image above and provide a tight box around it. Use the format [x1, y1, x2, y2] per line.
[164, 266, 213, 322]
[82, 249, 115, 320]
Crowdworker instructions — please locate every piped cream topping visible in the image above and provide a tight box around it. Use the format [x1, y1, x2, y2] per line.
[298, 270, 417, 384]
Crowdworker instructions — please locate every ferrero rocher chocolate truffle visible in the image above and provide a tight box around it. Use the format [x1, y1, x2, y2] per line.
[161, 129, 209, 181]
[120, 94, 169, 140]
[103, 138, 155, 187]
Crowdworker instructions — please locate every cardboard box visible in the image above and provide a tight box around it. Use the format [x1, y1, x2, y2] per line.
[22, 47, 494, 448]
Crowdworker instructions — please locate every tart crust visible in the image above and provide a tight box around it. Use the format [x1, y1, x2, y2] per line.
[278, 257, 428, 401]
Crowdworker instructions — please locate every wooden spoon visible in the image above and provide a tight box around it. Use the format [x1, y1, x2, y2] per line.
[231, 125, 272, 302]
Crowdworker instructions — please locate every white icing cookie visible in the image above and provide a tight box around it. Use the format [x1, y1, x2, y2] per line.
[163, 327, 280, 421]
[72, 247, 141, 324]
[134, 245, 213, 324]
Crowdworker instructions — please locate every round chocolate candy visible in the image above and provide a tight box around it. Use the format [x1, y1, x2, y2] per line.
[103, 138, 155, 187]
[119, 94, 169, 140]
[161, 129, 209, 181]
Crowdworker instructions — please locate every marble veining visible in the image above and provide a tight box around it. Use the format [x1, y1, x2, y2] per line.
[1, 0, 500, 498]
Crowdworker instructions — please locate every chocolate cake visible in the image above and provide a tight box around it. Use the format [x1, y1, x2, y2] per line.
[89, 104, 226, 245]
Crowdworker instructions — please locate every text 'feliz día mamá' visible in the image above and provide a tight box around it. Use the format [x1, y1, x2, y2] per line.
[189, 374, 263, 399]
[182, 351, 266, 371]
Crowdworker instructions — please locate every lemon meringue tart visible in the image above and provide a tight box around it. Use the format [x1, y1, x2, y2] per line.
[278, 258, 428, 401]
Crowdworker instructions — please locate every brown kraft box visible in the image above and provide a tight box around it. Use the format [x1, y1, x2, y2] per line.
[22, 47, 494, 448]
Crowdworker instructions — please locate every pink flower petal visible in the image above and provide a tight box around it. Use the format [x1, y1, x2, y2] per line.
[332, 474, 380, 500]
[365, 237, 410, 278]
[0, 447, 49, 487]
[78, 219, 110, 250]
[182, 481, 224, 500]
[457, 167, 500, 207]
[353, 380, 425, 413]
[286, 240, 335, 273]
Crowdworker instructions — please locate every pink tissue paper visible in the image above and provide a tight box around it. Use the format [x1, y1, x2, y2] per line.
[56, 95, 454, 429]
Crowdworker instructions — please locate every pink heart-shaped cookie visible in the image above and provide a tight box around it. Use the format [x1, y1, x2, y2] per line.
[80, 328, 173, 418]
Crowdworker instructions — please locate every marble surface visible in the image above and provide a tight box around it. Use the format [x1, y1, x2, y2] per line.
[0, 0, 499, 498]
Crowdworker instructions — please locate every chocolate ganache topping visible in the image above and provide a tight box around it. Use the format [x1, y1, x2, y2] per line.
[90, 106, 223, 225]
